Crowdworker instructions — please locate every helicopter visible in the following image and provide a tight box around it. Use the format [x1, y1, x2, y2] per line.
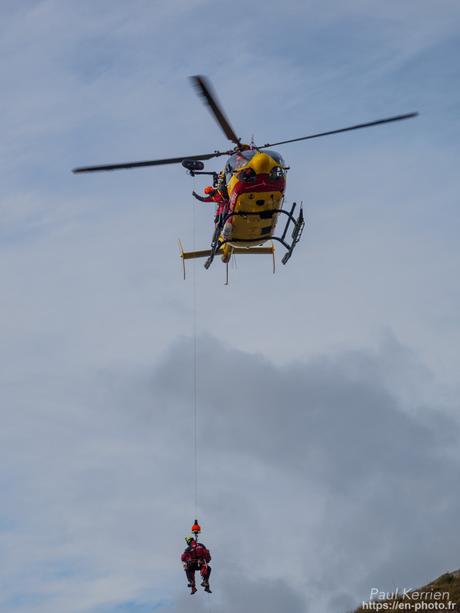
[73, 75, 417, 278]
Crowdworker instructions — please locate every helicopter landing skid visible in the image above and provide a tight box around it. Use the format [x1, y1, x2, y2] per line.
[204, 202, 305, 270]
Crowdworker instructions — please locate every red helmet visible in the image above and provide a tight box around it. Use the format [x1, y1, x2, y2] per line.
[204, 186, 214, 195]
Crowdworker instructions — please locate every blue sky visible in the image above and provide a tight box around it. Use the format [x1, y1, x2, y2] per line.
[1, 1, 460, 612]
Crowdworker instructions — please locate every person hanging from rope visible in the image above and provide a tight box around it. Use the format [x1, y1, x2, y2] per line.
[181, 536, 212, 594]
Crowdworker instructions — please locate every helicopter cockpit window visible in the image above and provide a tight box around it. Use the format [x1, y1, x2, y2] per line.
[263, 150, 285, 167]
[225, 150, 257, 182]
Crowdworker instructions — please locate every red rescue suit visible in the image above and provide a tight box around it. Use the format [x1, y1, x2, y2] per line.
[181, 541, 212, 587]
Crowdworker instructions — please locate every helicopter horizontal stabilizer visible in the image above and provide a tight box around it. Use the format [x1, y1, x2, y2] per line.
[179, 246, 275, 260]
[231, 247, 275, 256]
[178, 240, 275, 279]
[180, 248, 214, 261]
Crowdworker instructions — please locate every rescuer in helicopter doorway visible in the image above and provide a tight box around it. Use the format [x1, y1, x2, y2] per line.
[192, 173, 232, 239]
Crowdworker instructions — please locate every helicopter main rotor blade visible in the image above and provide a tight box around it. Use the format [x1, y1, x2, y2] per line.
[190, 75, 241, 146]
[72, 151, 225, 174]
[260, 112, 418, 149]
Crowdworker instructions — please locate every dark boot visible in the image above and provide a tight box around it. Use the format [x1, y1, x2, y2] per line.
[190, 586, 197, 595]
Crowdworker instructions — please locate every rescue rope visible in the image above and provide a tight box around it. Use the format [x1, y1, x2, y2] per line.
[191, 178, 199, 520]
[193, 266, 198, 519]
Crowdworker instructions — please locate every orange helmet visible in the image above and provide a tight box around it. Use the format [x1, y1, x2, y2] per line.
[191, 521, 201, 534]
[204, 186, 214, 195]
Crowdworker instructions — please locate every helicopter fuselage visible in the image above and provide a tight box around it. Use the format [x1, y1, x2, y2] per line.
[221, 149, 286, 249]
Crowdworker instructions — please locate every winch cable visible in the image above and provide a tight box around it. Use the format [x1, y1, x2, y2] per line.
[191, 176, 199, 520]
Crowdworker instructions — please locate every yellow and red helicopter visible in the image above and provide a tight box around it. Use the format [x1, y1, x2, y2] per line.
[73, 76, 417, 277]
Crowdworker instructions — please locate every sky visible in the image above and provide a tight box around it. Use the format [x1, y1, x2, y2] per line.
[1, 1, 460, 612]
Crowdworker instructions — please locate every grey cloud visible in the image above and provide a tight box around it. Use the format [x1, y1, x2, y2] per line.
[1, 334, 459, 612]
[168, 571, 307, 613]
[147, 335, 460, 610]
